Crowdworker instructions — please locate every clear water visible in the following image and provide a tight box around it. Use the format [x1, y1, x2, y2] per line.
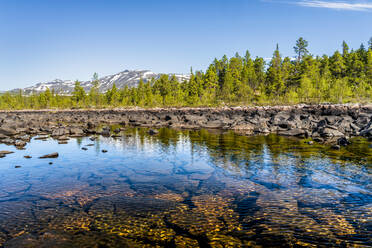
[0, 128, 371, 247]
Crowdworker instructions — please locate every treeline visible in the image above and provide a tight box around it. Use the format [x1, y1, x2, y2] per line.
[1, 37, 372, 109]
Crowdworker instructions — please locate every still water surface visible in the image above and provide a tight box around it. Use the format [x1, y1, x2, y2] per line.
[0, 128, 371, 247]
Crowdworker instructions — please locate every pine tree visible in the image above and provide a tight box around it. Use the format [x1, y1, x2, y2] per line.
[187, 74, 200, 105]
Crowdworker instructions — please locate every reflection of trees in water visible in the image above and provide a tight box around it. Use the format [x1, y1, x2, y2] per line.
[76, 137, 83, 147]
[91, 127, 371, 170]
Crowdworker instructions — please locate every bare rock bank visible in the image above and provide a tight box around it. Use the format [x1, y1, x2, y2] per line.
[0, 104, 371, 149]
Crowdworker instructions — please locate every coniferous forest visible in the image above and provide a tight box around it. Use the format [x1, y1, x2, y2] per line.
[1, 38, 372, 109]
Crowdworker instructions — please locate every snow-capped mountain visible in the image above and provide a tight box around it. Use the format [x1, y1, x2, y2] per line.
[11, 70, 190, 95]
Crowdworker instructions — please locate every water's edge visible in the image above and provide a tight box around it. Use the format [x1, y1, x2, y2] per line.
[0, 105, 372, 151]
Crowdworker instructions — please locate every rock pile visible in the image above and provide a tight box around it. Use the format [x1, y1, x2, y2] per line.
[0, 104, 370, 150]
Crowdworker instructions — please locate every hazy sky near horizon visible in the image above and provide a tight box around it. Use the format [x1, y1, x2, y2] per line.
[0, 0, 371, 90]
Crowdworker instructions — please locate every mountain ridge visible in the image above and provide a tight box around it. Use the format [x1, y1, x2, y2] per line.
[10, 69, 190, 95]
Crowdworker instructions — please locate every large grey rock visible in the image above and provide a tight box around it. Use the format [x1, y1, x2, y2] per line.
[278, 128, 306, 137]
[52, 128, 68, 137]
[0, 126, 17, 136]
[319, 127, 344, 138]
[69, 127, 84, 135]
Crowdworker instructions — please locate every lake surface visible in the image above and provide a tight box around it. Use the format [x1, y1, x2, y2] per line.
[0, 128, 371, 247]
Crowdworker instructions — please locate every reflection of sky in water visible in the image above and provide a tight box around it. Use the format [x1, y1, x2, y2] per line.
[0, 129, 370, 247]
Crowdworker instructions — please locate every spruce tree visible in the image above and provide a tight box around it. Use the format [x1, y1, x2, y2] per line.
[342, 41, 349, 57]
[266, 44, 284, 98]
[294, 37, 309, 61]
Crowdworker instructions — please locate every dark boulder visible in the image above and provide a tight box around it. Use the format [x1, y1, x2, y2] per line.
[331, 145, 341, 150]
[337, 137, 351, 146]
[148, 129, 159, 135]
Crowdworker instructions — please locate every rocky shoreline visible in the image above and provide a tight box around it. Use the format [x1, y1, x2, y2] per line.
[0, 104, 371, 151]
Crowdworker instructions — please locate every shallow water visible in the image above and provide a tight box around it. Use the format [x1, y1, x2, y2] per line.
[0, 128, 371, 247]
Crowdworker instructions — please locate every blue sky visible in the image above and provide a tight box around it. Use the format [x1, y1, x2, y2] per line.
[0, 0, 371, 90]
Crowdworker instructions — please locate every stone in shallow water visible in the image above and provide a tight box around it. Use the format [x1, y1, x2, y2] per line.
[57, 136, 69, 141]
[0, 151, 14, 155]
[39, 152, 59, 159]
[34, 135, 49, 140]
